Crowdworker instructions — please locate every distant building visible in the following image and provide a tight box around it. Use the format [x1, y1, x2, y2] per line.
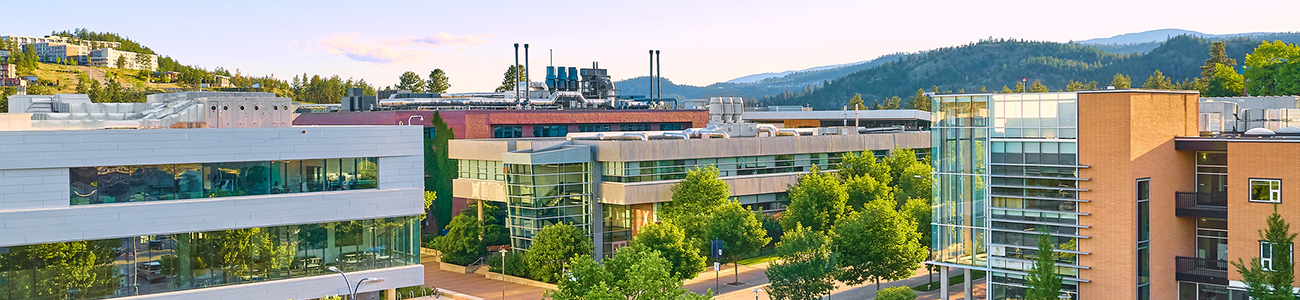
[0, 78, 24, 88]
[88, 48, 158, 71]
[0, 63, 15, 79]
[32, 42, 89, 64]
[212, 74, 231, 87]
[1, 34, 121, 49]
[743, 108, 932, 130]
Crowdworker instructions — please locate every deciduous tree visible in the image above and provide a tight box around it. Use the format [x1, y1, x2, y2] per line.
[526, 223, 594, 283]
[661, 166, 730, 250]
[765, 225, 837, 300]
[782, 166, 848, 232]
[1205, 64, 1245, 97]
[630, 222, 706, 281]
[544, 244, 711, 300]
[706, 200, 771, 283]
[833, 200, 926, 292]
[432, 214, 484, 266]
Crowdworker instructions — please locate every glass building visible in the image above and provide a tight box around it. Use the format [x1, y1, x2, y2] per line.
[933, 92, 1086, 299]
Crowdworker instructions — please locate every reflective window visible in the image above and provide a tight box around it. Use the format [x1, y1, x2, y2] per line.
[0, 217, 418, 300]
[1249, 179, 1281, 203]
[532, 125, 569, 137]
[577, 124, 611, 132]
[493, 126, 523, 138]
[659, 123, 685, 131]
[70, 158, 379, 205]
[619, 124, 652, 131]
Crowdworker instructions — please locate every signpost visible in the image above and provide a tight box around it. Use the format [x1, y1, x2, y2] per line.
[711, 240, 724, 293]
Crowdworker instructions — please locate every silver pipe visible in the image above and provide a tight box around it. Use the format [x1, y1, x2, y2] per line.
[514, 43, 520, 104]
[656, 50, 662, 101]
[649, 50, 655, 100]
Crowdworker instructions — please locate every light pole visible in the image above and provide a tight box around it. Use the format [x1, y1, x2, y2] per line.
[328, 266, 352, 298]
[751, 287, 762, 300]
[500, 248, 509, 300]
[352, 277, 378, 300]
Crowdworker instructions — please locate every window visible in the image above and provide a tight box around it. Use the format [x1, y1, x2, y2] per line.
[69, 158, 380, 205]
[1260, 241, 1294, 271]
[619, 124, 652, 131]
[1250, 179, 1281, 203]
[533, 125, 569, 137]
[578, 124, 611, 132]
[660, 123, 684, 131]
[424, 127, 436, 139]
[493, 125, 523, 138]
[1137, 179, 1150, 300]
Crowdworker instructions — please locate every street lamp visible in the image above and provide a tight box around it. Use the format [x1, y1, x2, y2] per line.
[327, 266, 352, 298]
[751, 287, 763, 300]
[353, 277, 378, 300]
[500, 248, 509, 300]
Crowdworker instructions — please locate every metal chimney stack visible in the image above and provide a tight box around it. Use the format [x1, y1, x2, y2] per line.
[648, 50, 655, 100]
[655, 50, 662, 101]
[514, 43, 520, 103]
[524, 44, 530, 99]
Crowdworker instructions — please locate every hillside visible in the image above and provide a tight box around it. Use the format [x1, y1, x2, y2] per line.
[774, 35, 1276, 109]
[1079, 30, 1300, 54]
[612, 53, 906, 100]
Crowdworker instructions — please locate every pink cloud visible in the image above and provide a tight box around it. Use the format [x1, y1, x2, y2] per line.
[320, 32, 493, 64]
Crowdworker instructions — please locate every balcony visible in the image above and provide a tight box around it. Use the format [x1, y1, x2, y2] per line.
[1175, 192, 1227, 219]
[1176, 256, 1228, 285]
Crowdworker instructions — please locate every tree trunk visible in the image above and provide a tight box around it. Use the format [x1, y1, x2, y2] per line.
[733, 261, 739, 283]
[875, 278, 880, 293]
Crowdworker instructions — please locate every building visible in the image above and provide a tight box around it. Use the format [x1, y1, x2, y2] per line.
[449, 102, 930, 257]
[32, 42, 89, 64]
[294, 109, 708, 140]
[0, 99, 426, 299]
[5, 92, 292, 129]
[89, 48, 158, 71]
[0, 63, 15, 79]
[1, 34, 122, 49]
[744, 107, 932, 130]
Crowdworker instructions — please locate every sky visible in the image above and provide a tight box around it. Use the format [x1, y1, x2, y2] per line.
[6, 0, 1300, 92]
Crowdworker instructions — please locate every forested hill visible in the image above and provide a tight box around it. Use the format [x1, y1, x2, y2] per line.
[775, 35, 1289, 109]
[611, 53, 907, 101]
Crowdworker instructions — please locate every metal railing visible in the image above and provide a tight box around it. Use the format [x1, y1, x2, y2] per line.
[1175, 256, 1228, 285]
[1175, 192, 1228, 218]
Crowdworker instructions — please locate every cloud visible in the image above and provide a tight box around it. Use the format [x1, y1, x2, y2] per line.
[319, 32, 493, 64]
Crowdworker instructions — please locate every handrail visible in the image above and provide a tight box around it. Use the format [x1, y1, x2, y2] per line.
[1176, 192, 1227, 209]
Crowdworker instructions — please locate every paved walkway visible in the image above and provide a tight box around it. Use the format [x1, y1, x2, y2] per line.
[684, 262, 773, 297]
[420, 254, 549, 300]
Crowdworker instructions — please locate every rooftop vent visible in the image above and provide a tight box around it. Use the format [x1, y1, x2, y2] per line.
[1244, 127, 1276, 136]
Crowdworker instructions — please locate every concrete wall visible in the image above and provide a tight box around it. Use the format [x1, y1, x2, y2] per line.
[116, 265, 424, 300]
[599, 172, 805, 205]
[1077, 91, 1199, 299]
[579, 131, 929, 162]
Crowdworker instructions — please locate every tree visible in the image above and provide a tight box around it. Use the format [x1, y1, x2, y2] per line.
[907, 88, 931, 112]
[902, 198, 937, 285]
[1029, 80, 1049, 93]
[782, 165, 848, 233]
[1142, 70, 1175, 90]
[629, 222, 706, 281]
[1083, 81, 1098, 91]
[495, 64, 524, 92]
[432, 214, 485, 266]
[876, 286, 918, 300]
[1201, 41, 1238, 79]
[836, 151, 891, 186]
[1205, 64, 1245, 97]
[1111, 73, 1132, 89]
[848, 94, 865, 110]
[1014, 81, 1025, 93]
[1064, 80, 1084, 92]
[881, 96, 902, 110]
[1244, 41, 1300, 96]
[765, 224, 837, 300]
[396, 71, 427, 93]
[706, 200, 771, 283]
[844, 171, 892, 212]
[427, 69, 451, 93]
[895, 163, 933, 206]
[1025, 233, 1063, 300]
[114, 56, 126, 69]
[1231, 209, 1296, 300]
[544, 244, 711, 300]
[421, 191, 435, 222]
[833, 200, 926, 292]
[661, 166, 731, 250]
[526, 223, 594, 283]
[1000, 85, 1013, 93]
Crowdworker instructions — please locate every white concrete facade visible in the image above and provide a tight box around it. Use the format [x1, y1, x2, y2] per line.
[89, 48, 158, 71]
[0, 125, 426, 299]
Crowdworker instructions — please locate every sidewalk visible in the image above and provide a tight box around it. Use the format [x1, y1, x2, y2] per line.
[684, 261, 773, 297]
[421, 254, 549, 300]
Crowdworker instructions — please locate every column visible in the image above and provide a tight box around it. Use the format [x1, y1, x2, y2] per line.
[963, 268, 973, 300]
[940, 267, 950, 300]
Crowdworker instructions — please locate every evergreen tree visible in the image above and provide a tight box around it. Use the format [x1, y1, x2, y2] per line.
[1142, 70, 1175, 90]
[1112, 73, 1132, 89]
[1029, 80, 1050, 93]
[1083, 81, 1098, 91]
[495, 65, 524, 92]
[1064, 80, 1084, 92]
[907, 88, 931, 111]
[882, 96, 902, 109]
[1025, 233, 1063, 299]
[1014, 81, 1026, 93]
[427, 69, 450, 93]
[1232, 209, 1296, 300]
[1000, 85, 1013, 93]
[848, 94, 865, 110]
[1201, 41, 1238, 79]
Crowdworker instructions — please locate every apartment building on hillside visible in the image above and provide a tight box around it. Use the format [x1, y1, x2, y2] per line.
[32, 42, 89, 64]
[89, 48, 159, 71]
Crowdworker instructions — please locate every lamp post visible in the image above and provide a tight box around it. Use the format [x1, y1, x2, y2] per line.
[327, 266, 352, 298]
[500, 248, 509, 300]
[352, 277, 378, 300]
[751, 287, 763, 300]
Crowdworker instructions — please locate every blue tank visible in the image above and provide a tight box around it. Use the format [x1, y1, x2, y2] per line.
[545, 66, 556, 91]
[556, 67, 568, 91]
[568, 67, 579, 91]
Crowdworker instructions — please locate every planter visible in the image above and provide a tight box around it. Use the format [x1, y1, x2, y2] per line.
[439, 262, 481, 274]
[485, 272, 559, 290]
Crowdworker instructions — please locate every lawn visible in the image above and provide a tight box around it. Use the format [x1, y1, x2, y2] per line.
[737, 254, 779, 265]
[912, 270, 986, 292]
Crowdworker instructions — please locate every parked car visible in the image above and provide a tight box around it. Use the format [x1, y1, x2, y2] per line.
[137, 262, 165, 283]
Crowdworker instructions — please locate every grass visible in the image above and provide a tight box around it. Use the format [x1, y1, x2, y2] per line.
[26, 62, 183, 94]
[737, 254, 779, 265]
[912, 270, 986, 292]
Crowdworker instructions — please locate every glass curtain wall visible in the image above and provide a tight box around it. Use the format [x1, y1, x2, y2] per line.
[983, 93, 1085, 299]
[0, 216, 419, 300]
[932, 94, 990, 270]
[505, 163, 592, 250]
[70, 158, 379, 205]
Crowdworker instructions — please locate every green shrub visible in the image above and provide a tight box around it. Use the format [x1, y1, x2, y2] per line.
[877, 286, 918, 300]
